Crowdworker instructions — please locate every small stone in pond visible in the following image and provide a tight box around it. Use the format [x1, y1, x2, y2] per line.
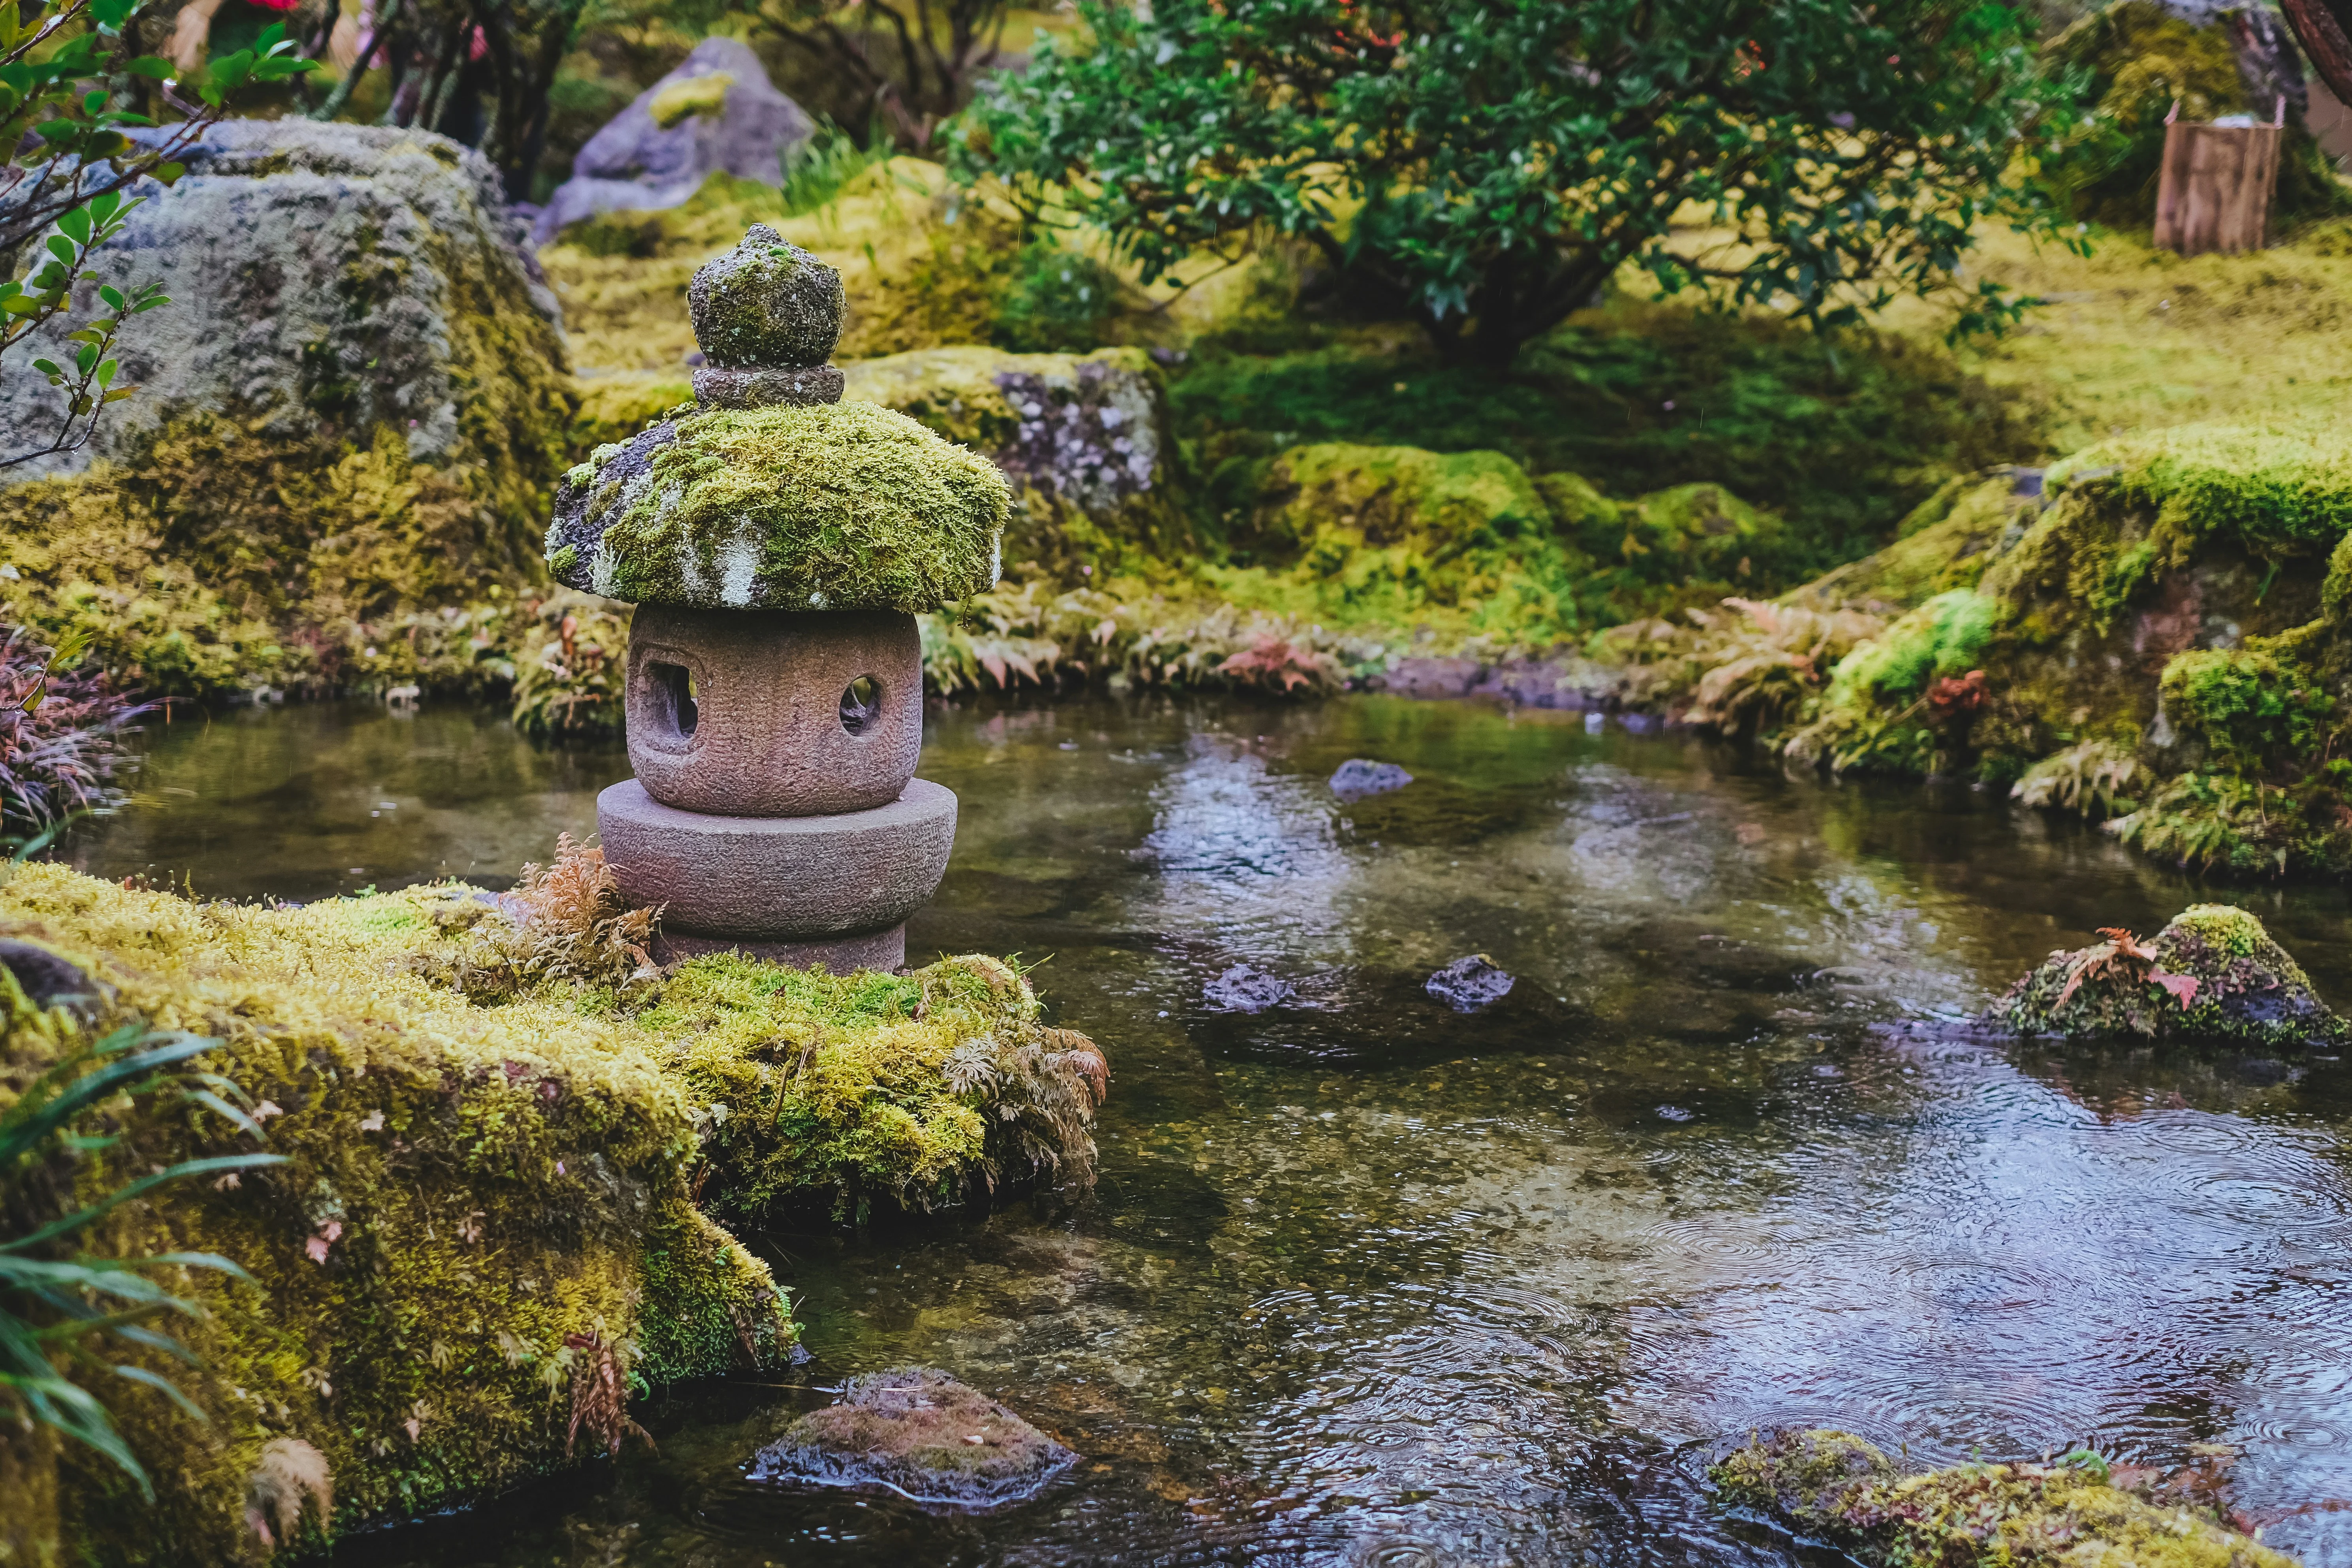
[1426, 954, 1513, 1012]
[746, 1366, 1076, 1511]
[1656, 1105, 1694, 1122]
[1204, 964, 1294, 1013]
[1329, 759, 1413, 800]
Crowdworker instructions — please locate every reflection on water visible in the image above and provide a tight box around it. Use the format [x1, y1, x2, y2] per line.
[65, 695, 2352, 1567]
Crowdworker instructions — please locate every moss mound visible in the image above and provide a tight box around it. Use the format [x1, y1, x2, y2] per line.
[640, 951, 1109, 1224]
[0, 852, 1109, 1558]
[1714, 1429, 2294, 1568]
[0, 863, 797, 1562]
[548, 399, 1009, 612]
[1981, 904, 2346, 1050]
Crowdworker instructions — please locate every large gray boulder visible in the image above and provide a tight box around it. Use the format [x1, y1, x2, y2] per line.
[534, 37, 812, 245]
[0, 119, 567, 485]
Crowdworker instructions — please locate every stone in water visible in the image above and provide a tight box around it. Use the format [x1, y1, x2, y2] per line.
[1426, 954, 1513, 1013]
[1329, 759, 1413, 800]
[1203, 964, 1295, 1013]
[746, 1366, 1077, 1510]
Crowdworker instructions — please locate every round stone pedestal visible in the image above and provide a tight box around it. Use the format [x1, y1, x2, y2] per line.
[597, 778, 955, 966]
[625, 606, 921, 817]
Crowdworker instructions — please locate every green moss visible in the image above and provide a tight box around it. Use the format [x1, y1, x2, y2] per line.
[573, 399, 1009, 612]
[2054, 425, 2352, 559]
[0, 864, 798, 1564]
[1825, 589, 1996, 706]
[648, 72, 730, 130]
[1207, 442, 1586, 646]
[644, 952, 1106, 1223]
[1714, 1429, 2296, 1568]
[2157, 648, 2330, 771]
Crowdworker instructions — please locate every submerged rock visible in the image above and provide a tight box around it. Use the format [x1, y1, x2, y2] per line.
[1203, 963, 1295, 1013]
[1426, 954, 1514, 1013]
[1980, 904, 2347, 1050]
[1712, 1428, 2293, 1568]
[748, 1367, 1077, 1510]
[535, 37, 813, 245]
[1329, 759, 1413, 800]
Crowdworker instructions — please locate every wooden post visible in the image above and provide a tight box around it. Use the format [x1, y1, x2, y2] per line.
[2153, 122, 2283, 256]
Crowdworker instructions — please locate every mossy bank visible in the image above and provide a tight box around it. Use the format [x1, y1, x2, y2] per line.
[0, 857, 1106, 1562]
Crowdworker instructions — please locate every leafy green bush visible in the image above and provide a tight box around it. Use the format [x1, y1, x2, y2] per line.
[992, 241, 1123, 354]
[958, 0, 2076, 365]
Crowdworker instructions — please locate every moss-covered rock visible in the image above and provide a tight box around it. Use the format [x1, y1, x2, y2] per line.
[1981, 903, 2346, 1049]
[547, 399, 1009, 611]
[0, 853, 1110, 1559]
[842, 346, 1195, 580]
[1713, 1429, 2295, 1568]
[0, 863, 796, 1564]
[642, 951, 1109, 1224]
[746, 1366, 1079, 1509]
[0, 121, 572, 701]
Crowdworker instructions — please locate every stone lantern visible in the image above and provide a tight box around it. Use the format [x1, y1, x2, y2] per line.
[543, 224, 1009, 972]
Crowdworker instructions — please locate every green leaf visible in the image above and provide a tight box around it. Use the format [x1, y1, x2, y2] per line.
[110, 1365, 205, 1421]
[56, 206, 91, 244]
[98, 285, 125, 311]
[45, 235, 75, 266]
[122, 56, 172, 79]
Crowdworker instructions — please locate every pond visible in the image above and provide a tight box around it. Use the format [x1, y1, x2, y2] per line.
[64, 694, 2352, 1568]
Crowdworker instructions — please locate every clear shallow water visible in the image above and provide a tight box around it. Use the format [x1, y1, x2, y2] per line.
[64, 695, 2352, 1567]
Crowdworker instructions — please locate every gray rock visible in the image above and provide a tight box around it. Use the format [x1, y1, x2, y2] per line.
[1329, 759, 1412, 800]
[1426, 954, 1513, 1013]
[0, 940, 107, 1018]
[747, 1366, 1077, 1510]
[1204, 964, 1295, 1013]
[0, 120, 563, 483]
[535, 37, 812, 245]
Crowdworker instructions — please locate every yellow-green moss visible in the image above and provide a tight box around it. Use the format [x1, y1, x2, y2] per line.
[0, 864, 796, 1564]
[648, 72, 730, 130]
[563, 399, 1009, 611]
[569, 371, 695, 456]
[645, 952, 1105, 1224]
[0, 397, 565, 701]
[1208, 442, 1584, 646]
[1714, 1429, 2297, 1568]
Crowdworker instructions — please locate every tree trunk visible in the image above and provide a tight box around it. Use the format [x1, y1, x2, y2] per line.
[2279, 0, 2352, 107]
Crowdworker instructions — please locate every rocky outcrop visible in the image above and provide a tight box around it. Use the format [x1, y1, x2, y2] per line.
[534, 37, 813, 245]
[3, 119, 565, 486]
[747, 1367, 1078, 1509]
[1980, 903, 2347, 1050]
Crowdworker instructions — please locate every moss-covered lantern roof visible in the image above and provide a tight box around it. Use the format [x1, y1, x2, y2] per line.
[544, 224, 1007, 612]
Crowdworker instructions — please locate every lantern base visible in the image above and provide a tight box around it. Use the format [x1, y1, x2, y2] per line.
[655, 925, 906, 976]
[597, 777, 956, 942]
